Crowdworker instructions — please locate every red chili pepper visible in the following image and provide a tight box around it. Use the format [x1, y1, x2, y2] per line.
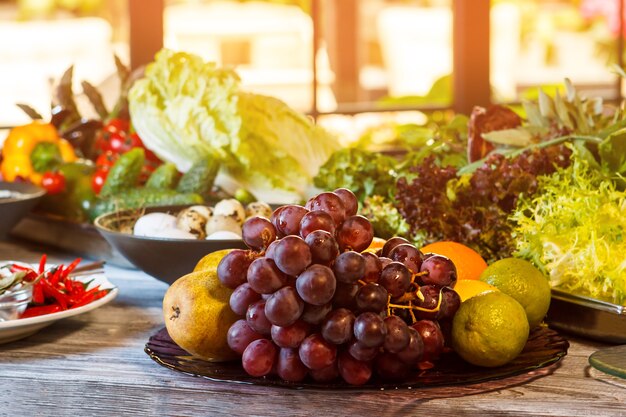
[10, 264, 30, 273]
[41, 279, 68, 310]
[21, 304, 62, 318]
[32, 282, 44, 304]
[62, 258, 81, 281]
[71, 289, 108, 308]
[38, 254, 47, 274]
[48, 267, 63, 286]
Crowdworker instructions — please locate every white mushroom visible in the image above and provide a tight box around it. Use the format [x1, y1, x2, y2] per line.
[176, 207, 210, 239]
[205, 214, 242, 237]
[133, 213, 178, 237]
[245, 201, 273, 219]
[206, 230, 243, 240]
[213, 199, 246, 225]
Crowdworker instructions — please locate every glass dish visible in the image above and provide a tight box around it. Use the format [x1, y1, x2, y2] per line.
[0, 285, 33, 322]
[145, 326, 569, 391]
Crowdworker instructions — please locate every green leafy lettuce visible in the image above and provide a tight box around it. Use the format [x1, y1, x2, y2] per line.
[512, 156, 626, 305]
[129, 49, 339, 199]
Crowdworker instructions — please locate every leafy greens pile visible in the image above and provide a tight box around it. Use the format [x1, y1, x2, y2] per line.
[129, 49, 340, 200]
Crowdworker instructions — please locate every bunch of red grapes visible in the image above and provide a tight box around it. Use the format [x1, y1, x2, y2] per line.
[217, 188, 461, 386]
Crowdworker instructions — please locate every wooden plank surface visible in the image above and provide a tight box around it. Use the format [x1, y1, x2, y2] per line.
[0, 241, 625, 417]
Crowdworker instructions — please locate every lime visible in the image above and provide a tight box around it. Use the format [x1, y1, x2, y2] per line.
[480, 258, 551, 328]
[452, 291, 529, 367]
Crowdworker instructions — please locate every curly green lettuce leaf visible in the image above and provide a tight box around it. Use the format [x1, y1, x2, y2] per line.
[512, 156, 626, 305]
[361, 195, 412, 241]
[314, 148, 398, 202]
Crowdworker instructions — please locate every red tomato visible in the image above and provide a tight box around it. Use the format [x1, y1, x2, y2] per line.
[95, 151, 118, 170]
[104, 118, 130, 134]
[107, 131, 132, 154]
[91, 169, 108, 195]
[41, 172, 66, 194]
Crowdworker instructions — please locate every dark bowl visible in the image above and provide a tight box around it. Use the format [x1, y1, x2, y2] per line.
[0, 181, 46, 239]
[94, 205, 248, 285]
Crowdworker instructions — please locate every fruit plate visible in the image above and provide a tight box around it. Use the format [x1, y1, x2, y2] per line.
[145, 327, 569, 391]
[0, 270, 118, 344]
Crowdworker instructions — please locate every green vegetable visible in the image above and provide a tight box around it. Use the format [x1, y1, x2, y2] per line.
[129, 49, 339, 199]
[30, 142, 62, 173]
[512, 155, 626, 305]
[360, 195, 412, 241]
[176, 157, 220, 199]
[90, 189, 203, 220]
[314, 148, 397, 202]
[234, 188, 256, 206]
[100, 148, 145, 197]
[145, 163, 180, 189]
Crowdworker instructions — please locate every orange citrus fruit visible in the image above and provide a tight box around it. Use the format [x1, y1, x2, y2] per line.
[420, 241, 488, 281]
[363, 237, 386, 254]
[453, 279, 498, 302]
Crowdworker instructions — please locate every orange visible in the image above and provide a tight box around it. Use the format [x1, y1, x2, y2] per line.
[363, 237, 386, 254]
[420, 241, 488, 281]
[453, 279, 498, 302]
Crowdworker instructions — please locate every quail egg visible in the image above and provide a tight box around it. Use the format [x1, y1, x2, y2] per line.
[177, 207, 210, 239]
[205, 214, 242, 237]
[187, 205, 213, 220]
[213, 199, 246, 225]
[245, 201, 273, 219]
[133, 213, 178, 237]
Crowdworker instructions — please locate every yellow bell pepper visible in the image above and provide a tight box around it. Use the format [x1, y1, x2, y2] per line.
[1, 121, 76, 185]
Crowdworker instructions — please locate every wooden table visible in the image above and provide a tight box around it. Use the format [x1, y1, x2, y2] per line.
[1, 241, 625, 417]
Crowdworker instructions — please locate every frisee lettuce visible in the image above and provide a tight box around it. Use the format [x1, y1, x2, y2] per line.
[511, 155, 626, 305]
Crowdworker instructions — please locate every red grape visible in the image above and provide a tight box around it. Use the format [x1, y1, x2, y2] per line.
[242, 339, 277, 377]
[338, 351, 372, 386]
[276, 347, 309, 382]
[242, 216, 276, 251]
[347, 340, 378, 361]
[296, 264, 337, 306]
[246, 300, 272, 335]
[305, 230, 339, 265]
[375, 352, 408, 380]
[361, 252, 382, 283]
[333, 251, 365, 284]
[383, 315, 410, 353]
[333, 188, 358, 216]
[381, 237, 411, 257]
[332, 283, 358, 310]
[310, 362, 339, 382]
[412, 320, 445, 362]
[389, 243, 424, 274]
[264, 286, 304, 327]
[306, 192, 346, 226]
[299, 333, 337, 370]
[419, 255, 458, 287]
[217, 249, 256, 289]
[247, 257, 287, 294]
[355, 283, 388, 313]
[336, 215, 374, 253]
[300, 210, 336, 238]
[272, 205, 308, 237]
[379, 262, 411, 298]
[301, 302, 333, 325]
[230, 283, 261, 316]
[353, 312, 387, 348]
[271, 320, 309, 348]
[227, 319, 263, 355]
[274, 235, 312, 276]
[396, 327, 424, 365]
[321, 308, 355, 344]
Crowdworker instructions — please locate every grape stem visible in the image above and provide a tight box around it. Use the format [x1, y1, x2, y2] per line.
[387, 288, 444, 324]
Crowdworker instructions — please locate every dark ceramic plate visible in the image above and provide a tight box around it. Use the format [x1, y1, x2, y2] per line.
[0, 181, 46, 240]
[94, 205, 247, 285]
[145, 327, 569, 391]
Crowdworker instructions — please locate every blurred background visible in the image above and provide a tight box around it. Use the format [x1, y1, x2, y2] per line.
[1, 0, 624, 142]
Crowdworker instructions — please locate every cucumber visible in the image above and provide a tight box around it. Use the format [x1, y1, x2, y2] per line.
[100, 148, 145, 197]
[90, 188, 203, 220]
[145, 163, 180, 190]
[176, 157, 220, 199]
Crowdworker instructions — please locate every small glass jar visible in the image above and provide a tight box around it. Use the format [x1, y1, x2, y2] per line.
[0, 285, 33, 322]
